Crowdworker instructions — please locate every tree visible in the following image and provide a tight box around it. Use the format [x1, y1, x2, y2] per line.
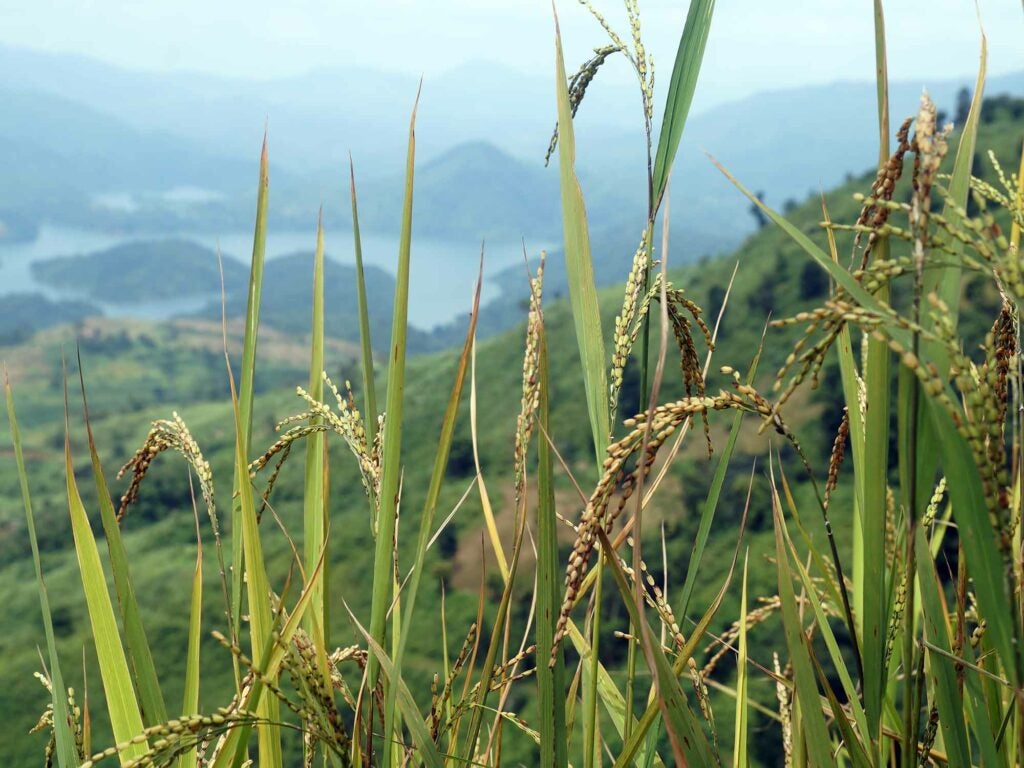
[749, 190, 769, 229]
[799, 261, 830, 300]
[955, 86, 971, 126]
[750, 276, 775, 316]
[707, 285, 727, 339]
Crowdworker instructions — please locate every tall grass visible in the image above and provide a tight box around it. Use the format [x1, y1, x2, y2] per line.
[7, 1, 1024, 766]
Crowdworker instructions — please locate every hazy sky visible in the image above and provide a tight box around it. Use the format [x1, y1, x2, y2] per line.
[1, 0, 1021, 108]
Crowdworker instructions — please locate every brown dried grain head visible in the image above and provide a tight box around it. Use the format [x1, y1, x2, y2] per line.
[852, 115, 914, 269]
[116, 412, 215, 527]
[823, 407, 850, 513]
[610, 230, 652, 423]
[79, 708, 260, 768]
[552, 388, 763, 659]
[702, 596, 783, 678]
[545, 42, 623, 165]
[253, 377, 380, 523]
[514, 260, 545, 510]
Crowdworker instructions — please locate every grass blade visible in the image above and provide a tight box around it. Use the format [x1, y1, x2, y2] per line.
[5, 370, 79, 768]
[176, 508, 204, 768]
[537, 324, 569, 768]
[957, 636, 1003, 767]
[677, 339, 761, 619]
[778, 488, 871, 745]
[924, 397, 1018, 685]
[861, 2, 892, 741]
[813, 654, 873, 768]
[675, 412, 741, 619]
[63, 389, 148, 763]
[914, 526, 972, 766]
[929, 30, 986, 334]
[565, 621, 663, 768]
[770, 489, 833, 767]
[822, 195, 870, 676]
[386, 262, 482, 757]
[209, 542, 327, 768]
[614, 516, 742, 767]
[228, 362, 281, 765]
[651, 0, 715, 210]
[732, 551, 749, 768]
[230, 134, 270, 690]
[78, 356, 168, 728]
[553, 7, 610, 462]
[237, 133, 269, 458]
[471, 333, 510, 581]
[304, 213, 329, 657]
[599, 528, 717, 767]
[912, 31, 988, 539]
[347, 607, 444, 768]
[369, 83, 421, 761]
[349, 157, 379, 459]
[461, 505, 529, 765]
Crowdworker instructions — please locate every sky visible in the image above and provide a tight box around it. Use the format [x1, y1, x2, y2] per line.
[0, 0, 1021, 110]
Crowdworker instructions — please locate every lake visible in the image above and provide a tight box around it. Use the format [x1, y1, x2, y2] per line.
[0, 225, 546, 330]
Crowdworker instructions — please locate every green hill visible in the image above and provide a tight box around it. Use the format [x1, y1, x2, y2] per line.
[0, 293, 100, 344]
[0, 100, 1021, 766]
[31, 239, 248, 303]
[351, 141, 562, 240]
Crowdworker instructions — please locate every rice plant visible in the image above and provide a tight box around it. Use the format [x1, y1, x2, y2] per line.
[6, 1, 1024, 766]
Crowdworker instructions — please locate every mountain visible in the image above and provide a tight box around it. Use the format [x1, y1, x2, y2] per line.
[0, 97, 1021, 767]
[0, 44, 639, 174]
[583, 70, 1024, 264]
[2, 41, 1021, 263]
[196, 250, 409, 352]
[0, 88, 256, 193]
[349, 140, 561, 240]
[445, 73, 1024, 347]
[0, 86, 275, 237]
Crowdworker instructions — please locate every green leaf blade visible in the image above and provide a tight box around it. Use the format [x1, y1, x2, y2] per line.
[553, 11, 610, 463]
[229, 135, 270, 690]
[79, 362, 168, 729]
[651, 0, 716, 209]
[65, 439, 149, 763]
[369, 85, 420, 764]
[914, 526, 972, 767]
[5, 374, 79, 768]
[772, 499, 833, 767]
[303, 215, 328, 650]
[537, 327, 569, 768]
[175, 539, 203, 768]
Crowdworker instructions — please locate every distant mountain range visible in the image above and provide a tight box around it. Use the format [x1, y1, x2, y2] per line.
[1, 41, 1021, 268]
[350, 141, 561, 240]
[23, 237, 428, 353]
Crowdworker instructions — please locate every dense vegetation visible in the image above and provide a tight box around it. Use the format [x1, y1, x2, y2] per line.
[0, 293, 99, 344]
[5, 2, 1024, 767]
[31, 240, 248, 303]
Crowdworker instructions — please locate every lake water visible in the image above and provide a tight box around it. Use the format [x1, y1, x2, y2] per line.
[0, 225, 544, 330]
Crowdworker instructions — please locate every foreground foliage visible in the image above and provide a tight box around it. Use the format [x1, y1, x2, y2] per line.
[7, 1, 1024, 766]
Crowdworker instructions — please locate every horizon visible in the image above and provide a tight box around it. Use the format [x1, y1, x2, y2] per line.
[0, 1, 1021, 112]
[0, 38, 1019, 125]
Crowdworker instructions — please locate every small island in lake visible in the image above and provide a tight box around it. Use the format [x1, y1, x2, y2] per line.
[31, 239, 247, 303]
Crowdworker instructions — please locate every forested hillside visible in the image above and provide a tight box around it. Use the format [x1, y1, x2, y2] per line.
[2, 95, 1020, 765]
